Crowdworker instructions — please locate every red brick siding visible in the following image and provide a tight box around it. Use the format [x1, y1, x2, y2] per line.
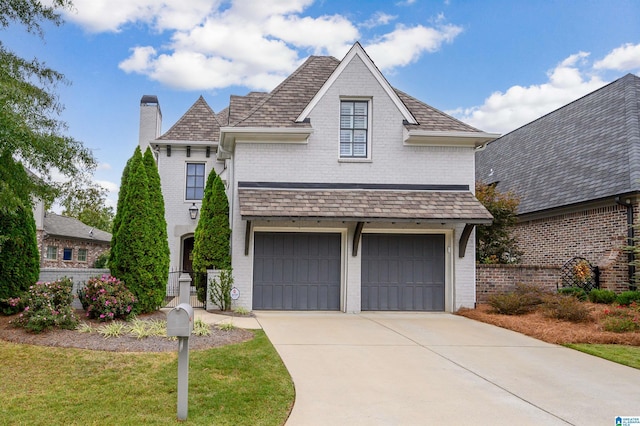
[512, 201, 636, 291]
[476, 264, 561, 303]
[37, 230, 110, 269]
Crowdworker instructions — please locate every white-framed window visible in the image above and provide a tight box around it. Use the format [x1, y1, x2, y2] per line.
[340, 100, 369, 158]
[46, 246, 57, 260]
[63, 247, 73, 261]
[78, 248, 88, 262]
[186, 163, 206, 200]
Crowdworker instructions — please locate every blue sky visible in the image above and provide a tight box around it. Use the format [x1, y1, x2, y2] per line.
[4, 0, 640, 210]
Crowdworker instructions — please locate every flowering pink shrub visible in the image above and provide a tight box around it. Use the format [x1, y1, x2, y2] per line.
[78, 275, 137, 321]
[12, 277, 78, 333]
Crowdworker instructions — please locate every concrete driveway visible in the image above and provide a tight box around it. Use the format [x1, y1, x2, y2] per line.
[255, 312, 640, 426]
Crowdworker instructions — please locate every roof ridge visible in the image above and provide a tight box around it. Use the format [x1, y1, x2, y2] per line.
[231, 55, 339, 127]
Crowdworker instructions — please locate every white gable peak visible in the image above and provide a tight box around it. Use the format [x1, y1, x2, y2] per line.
[296, 42, 417, 124]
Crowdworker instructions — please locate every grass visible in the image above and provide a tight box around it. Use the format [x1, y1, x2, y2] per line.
[565, 344, 640, 369]
[0, 330, 293, 425]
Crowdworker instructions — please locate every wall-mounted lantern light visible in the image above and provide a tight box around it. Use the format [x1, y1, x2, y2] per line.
[189, 203, 199, 220]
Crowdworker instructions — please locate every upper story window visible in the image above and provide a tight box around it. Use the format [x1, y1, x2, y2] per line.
[340, 100, 369, 158]
[186, 163, 205, 200]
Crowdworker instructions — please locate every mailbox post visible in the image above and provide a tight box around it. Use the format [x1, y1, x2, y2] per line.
[167, 303, 194, 421]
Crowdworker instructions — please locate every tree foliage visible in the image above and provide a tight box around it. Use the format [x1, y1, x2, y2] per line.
[58, 178, 114, 232]
[0, 196, 39, 303]
[475, 181, 522, 264]
[109, 147, 166, 313]
[192, 169, 231, 302]
[0, 0, 95, 215]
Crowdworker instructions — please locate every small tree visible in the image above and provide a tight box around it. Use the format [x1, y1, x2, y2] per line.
[192, 170, 231, 302]
[475, 181, 522, 264]
[0, 201, 39, 307]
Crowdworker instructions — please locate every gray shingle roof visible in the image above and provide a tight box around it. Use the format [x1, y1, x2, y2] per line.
[44, 213, 111, 242]
[158, 96, 220, 142]
[476, 73, 640, 215]
[164, 45, 492, 145]
[238, 188, 492, 223]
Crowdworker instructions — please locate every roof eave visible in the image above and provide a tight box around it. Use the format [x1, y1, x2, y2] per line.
[404, 130, 501, 148]
[218, 127, 314, 156]
[241, 215, 492, 224]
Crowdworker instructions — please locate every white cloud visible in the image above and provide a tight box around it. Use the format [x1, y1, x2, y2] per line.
[60, 0, 461, 91]
[96, 163, 112, 171]
[365, 23, 463, 70]
[63, 0, 217, 32]
[451, 51, 608, 134]
[594, 42, 640, 72]
[361, 12, 397, 29]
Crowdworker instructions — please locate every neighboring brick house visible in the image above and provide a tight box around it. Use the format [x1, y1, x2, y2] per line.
[34, 202, 111, 268]
[139, 42, 498, 312]
[476, 73, 640, 292]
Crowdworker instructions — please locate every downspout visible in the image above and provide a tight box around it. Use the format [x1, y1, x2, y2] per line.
[616, 197, 636, 290]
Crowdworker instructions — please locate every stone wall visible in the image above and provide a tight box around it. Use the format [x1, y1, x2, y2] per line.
[37, 231, 110, 269]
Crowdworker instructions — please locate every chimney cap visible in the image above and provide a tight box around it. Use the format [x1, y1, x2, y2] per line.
[140, 95, 159, 105]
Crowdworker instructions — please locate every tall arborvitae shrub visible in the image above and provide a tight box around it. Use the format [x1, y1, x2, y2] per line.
[109, 147, 164, 313]
[0, 203, 39, 305]
[109, 156, 132, 269]
[143, 147, 169, 299]
[192, 170, 231, 302]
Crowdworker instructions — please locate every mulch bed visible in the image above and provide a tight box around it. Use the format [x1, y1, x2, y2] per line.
[457, 303, 640, 346]
[0, 309, 254, 352]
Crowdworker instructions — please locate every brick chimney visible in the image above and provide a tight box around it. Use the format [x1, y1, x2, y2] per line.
[139, 95, 162, 152]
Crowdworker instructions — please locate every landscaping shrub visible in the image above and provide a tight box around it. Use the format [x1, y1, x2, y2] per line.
[12, 278, 78, 333]
[209, 269, 233, 311]
[557, 287, 588, 301]
[541, 294, 590, 322]
[487, 292, 534, 315]
[487, 283, 549, 315]
[601, 303, 640, 332]
[615, 291, 640, 307]
[78, 275, 136, 321]
[1, 295, 25, 315]
[588, 289, 617, 304]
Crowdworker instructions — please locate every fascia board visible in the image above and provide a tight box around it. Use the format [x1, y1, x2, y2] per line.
[403, 130, 500, 148]
[296, 43, 417, 125]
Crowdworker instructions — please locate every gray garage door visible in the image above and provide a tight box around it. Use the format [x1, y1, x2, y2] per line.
[253, 232, 341, 310]
[362, 234, 445, 311]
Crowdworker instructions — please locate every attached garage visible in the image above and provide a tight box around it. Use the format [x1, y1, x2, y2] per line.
[362, 234, 445, 311]
[253, 232, 341, 310]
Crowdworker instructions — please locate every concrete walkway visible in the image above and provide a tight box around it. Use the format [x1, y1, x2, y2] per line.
[255, 311, 640, 426]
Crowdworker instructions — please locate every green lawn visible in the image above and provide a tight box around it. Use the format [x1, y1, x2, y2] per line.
[565, 344, 640, 369]
[0, 330, 294, 425]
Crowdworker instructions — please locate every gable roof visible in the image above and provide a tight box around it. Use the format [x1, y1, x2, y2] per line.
[158, 96, 220, 142]
[296, 42, 417, 125]
[44, 212, 111, 243]
[476, 73, 640, 215]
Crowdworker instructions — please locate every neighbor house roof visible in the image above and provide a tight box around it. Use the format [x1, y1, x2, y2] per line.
[158, 96, 220, 142]
[44, 213, 111, 243]
[238, 186, 492, 223]
[476, 73, 640, 215]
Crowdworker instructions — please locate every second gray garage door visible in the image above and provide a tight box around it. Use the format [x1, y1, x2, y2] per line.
[253, 232, 341, 310]
[362, 234, 445, 311]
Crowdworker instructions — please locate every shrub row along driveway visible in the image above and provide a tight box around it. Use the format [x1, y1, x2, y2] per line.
[256, 312, 640, 426]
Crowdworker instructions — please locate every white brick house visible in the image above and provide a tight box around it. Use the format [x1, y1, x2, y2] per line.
[139, 43, 496, 312]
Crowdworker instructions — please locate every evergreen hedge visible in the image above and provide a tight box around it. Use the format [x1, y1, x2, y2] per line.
[192, 169, 231, 302]
[0, 203, 39, 304]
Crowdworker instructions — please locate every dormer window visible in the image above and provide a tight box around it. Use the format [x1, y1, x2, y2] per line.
[340, 100, 369, 158]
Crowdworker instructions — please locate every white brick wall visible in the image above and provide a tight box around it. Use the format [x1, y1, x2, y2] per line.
[156, 143, 224, 272]
[227, 54, 477, 312]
